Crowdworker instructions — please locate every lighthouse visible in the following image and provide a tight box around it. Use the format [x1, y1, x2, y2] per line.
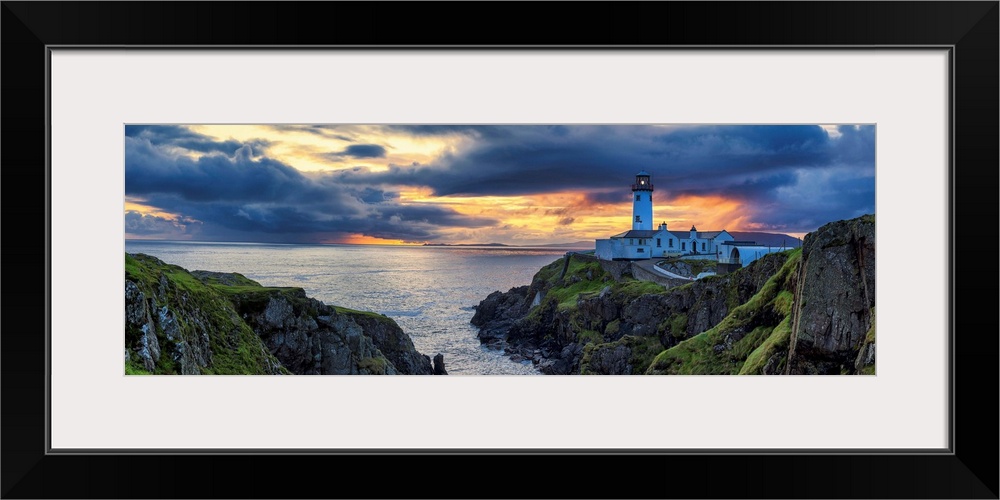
[631, 171, 653, 230]
[595, 171, 742, 262]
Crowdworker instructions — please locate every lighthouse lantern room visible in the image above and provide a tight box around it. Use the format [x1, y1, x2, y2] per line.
[631, 170, 654, 230]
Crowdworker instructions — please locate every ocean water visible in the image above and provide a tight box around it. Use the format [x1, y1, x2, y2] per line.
[125, 241, 574, 375]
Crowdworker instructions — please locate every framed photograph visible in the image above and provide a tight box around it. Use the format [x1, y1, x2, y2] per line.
[4, 2, 996, 498]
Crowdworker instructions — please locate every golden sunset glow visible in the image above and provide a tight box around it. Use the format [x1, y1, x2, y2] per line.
[125, 197, 185, 221]
[126, 124, 874, 244]
[336, 234, 415, 246]
[662, 195, 747, 231]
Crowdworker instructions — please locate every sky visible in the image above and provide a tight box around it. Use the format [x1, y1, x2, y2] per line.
[124, 124, 875, 245]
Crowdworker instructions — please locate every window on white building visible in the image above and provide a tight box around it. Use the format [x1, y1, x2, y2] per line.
[682, 242, 686, 250]
[656, 238, 661, 247]
[702, 242, 706, 251]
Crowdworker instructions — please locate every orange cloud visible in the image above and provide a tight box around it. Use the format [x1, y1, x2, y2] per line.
[336, 234, 417, 246]
[656, 194, 747, 232]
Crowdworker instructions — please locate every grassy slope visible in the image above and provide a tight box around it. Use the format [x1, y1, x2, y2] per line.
[126, 253, 291, 375]
[530, 257, 666, 312]
[521, 256, 672, 373]
[857, 307, 876, 375]
[645, 248, 802, 375]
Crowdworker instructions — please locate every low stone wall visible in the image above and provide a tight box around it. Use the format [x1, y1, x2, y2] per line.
[595, 258, 632, 281]
[569, 251, 598, 263]
[592, 256, 686, 288]
[681, 254, 718, 261]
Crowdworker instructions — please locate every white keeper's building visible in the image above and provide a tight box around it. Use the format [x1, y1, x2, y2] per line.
[595, 171, 782, 267]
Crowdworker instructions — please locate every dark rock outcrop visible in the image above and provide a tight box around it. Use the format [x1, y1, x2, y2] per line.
[433, 353, 448, 375]
[785, 215, 876, 374]
[646, 214, 875, 375]
[125, 253, 433, 375]
[471, 250, 789, 374]
[471, 285, 533, 342]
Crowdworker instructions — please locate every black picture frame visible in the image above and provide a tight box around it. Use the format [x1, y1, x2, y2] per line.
[3, 2, 997, 498]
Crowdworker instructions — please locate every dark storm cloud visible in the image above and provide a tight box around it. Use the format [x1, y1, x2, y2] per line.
[125, 131, 496, 242]
[352, 187, 399, 203]
[126, 124, 875, 239]
[126, 139, 329, 203]
[333, 125, 841, 197]
[831, 124, 877, 164]
[328, 144, 388, 159]
[125, 125, 269, 155]
[675, 171, 800, 201]
[583, 190, 634, 205]
[334, 124, 875, 233]
[125, 210, 201, 235]
[745, 168, 876, 231]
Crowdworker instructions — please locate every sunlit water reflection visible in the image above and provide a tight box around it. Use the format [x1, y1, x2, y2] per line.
[125, 241, 574, 375]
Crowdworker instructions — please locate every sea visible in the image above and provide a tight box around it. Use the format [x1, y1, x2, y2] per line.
[124, 241, 580, 375]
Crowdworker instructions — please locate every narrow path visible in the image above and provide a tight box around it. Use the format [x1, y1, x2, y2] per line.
[629, 259, 690, 288]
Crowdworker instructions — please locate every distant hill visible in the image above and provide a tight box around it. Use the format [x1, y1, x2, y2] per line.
[423, 242, 508, 247]
[423, 241, 595, 249]
[728, 232, 801, 248]
[537, 241, 595, 249]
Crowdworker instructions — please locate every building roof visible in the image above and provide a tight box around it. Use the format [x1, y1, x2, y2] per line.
[668, 229, 731, 240]
[727, 245, 786, 262]
[637, 170, 650, 176]
[612, 230, 661, 239]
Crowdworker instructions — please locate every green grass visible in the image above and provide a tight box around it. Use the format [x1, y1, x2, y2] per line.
[580, 335, 665, 375]
[857, 307, 876, 375]
[577, 329, 603, 346]
[537, 258, 611, 310]
[773, 290, 795, 317]
[125, 254, 159, 284]
[646, 249, 803, 375]
[334, 305, 394, 324]
[125, 356, 151, 375]
[212, 284, 299, 295]
[864, 307, 876, 345]
[669, 314, 688, 339]
[192, 272, 262, 287]
[358, 356, 389, 375]
[739, 317, 792, 375]
[604, 319, 621, 336]
[612, 279, 666, 301]
[125, 252, 289, 375]
[645, 332, 728, 374]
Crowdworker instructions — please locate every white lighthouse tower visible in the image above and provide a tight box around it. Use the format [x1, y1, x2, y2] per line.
[631, 170, 653, 230]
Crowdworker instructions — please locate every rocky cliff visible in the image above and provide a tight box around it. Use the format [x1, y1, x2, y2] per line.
[471, 250, 789, 374]
[125, 253, 434, 375]
[785, 215, 876, 374]
[472, 214, 875, 375]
